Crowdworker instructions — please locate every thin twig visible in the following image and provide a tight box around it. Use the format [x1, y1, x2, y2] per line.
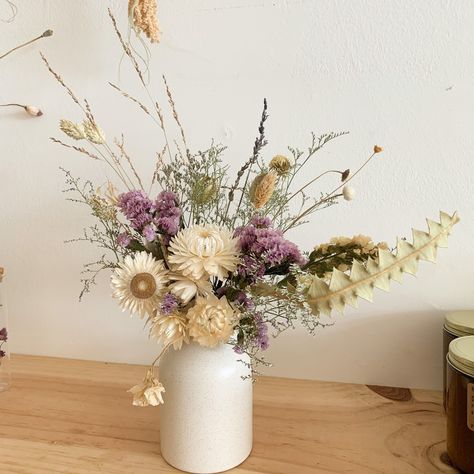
[0, 29, 52, 60]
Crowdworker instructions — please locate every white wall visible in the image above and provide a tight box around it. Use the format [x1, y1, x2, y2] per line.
[0, 0, 472, 390]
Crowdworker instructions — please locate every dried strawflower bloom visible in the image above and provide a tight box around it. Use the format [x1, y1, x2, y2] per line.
[60, 119, 85, 140]
[342, 185, 355, 201]
[25, 105, 43, 116]
[269, 155, 292, 176]
[168, 225, 240, 281]
[83, 119, 106, 144]
[150, 311, 189, 350]
[249, 172, 277, 209]
[129, 0, 161, 43]
[128, 368, 165, 406]
[169, 274, 212, 305]
[187, 294, 237, 347]
[374, 145, 383, 154]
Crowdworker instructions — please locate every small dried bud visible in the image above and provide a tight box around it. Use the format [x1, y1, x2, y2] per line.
[341, 169, 350, 182]
[24, 105, 43, 117]
[59, 119, 85, 140]
[342, 185, 355, 201]
[269, 155, 292, 176]
[249, 172, 277, 209]
[374, 145, 383, 154]
[42, 29, 54, 38]
[191, 176, 219, 205]
[83, 119, 105, 144]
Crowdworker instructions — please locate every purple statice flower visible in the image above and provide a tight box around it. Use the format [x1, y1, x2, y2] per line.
[160, 293, 179, 315]
[118, 190, 154, 232]
[142, 224, 156, 242]
[254, 313, 269, 351]
[117, 232, 132, 248]
[235, 218, 304, 277]
[155, 191, 181, 238]
[233, 345, 244, 355]
[0, 327, 7, 342]
[0, 350, 5, 358]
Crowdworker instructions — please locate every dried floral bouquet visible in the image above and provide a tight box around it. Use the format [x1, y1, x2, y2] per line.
[45, 10, 459, 407]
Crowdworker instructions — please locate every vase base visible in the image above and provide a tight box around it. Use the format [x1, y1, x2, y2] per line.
[161, 445, 252, 474]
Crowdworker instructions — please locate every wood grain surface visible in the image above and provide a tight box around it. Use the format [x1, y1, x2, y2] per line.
[0, 355, 458, 473]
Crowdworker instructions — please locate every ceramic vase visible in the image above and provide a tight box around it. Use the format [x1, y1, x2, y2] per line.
[159, 342, 253, 473]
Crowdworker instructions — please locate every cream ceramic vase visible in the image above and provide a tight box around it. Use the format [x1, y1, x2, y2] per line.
[159, 342, 253, 474]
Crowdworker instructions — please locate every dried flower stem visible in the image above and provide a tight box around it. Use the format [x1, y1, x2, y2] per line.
[0, 29, 52, 60]
[114, 136, 145, 190]
[50, 137, 100, 160]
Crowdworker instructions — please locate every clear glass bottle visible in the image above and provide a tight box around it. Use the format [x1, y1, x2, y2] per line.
[0, 269, 11, 392]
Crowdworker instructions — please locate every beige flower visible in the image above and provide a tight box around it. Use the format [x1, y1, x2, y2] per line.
[269, 155, 292, 176]
[249, 172, 277, 209]
[83, 119, 105, 144]
[169, 274, 212, 305]
[342, 185, 355, 201]
[187, 294, 237, 347]
[60, 119, 85, 140]
[150, 312, 189, 350]
[25, 105, 43, 117]
[128, 368, 165, 407]
[168, 225, 240, 281]
[111, 251, 169, 318]
[129, 0, 161, 43]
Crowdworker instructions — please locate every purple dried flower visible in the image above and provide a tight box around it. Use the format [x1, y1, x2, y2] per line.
[155, 191, 181, 237]
[160, 293, 179, 315]
[0, 327, 7, 342]
[0, 350, 5, 358]
[118, 190, 154, 231]
[254, 313, 269, 351]
[233, 345, 244, 355]
[250, 216, 272, 228]
[142, 224, 156, 242]
[117, 232, 132, 248]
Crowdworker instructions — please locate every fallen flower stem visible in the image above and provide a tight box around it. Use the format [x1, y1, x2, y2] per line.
[0, 29, 53, 60]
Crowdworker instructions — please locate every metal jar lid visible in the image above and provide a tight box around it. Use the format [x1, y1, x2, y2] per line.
[445, 311, 474, 337]
[449, 335, 474, 377]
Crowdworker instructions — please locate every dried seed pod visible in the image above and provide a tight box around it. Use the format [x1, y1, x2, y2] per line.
[59, 119, 85, 140]
[249, 172, 277, 209]
[269, 155, 292, 176]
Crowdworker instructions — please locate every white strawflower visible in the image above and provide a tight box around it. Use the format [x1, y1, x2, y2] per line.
[342, 185, 355, 201]
[187, 294, 237, 347]
[111, 251, 169, 318]
[169, 274, 212, 305]
[168, 224, 240, 281]
[128, 369, 165, 407]
[150, 312, 189, 350]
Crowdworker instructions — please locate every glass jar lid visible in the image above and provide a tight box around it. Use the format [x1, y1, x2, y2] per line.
[449, 336, 474, 377]
[445, 311, 474, 336]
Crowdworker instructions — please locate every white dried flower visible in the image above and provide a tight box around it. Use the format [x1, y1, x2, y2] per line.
[168, 224, 240, 281]
[169, 274, 212, 305]
[59, 119, 85, 140]
[128, 368, 165, 407]
[150, 312, 189, 350]
[111, 251, 169, 318]
[187, 294, 237, 347]
[25, 105, 43, 117]
[342, 185, 355, 201]
[83, 119, 106, 144]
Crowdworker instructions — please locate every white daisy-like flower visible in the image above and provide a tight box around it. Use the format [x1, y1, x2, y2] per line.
[128, 368, 165, 407]
[111, 251, 169, 318]
[150, 311, 189, 350]
[169, 274, 212, 305]
[187, 294, 238, 347]
[168, 224, 240, 281]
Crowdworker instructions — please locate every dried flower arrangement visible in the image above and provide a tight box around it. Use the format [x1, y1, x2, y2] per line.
[44, 10, 459, 407]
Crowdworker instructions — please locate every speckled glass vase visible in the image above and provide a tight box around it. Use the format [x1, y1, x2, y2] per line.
[0, 273, 11, 393]
[159, 342, 253, 474]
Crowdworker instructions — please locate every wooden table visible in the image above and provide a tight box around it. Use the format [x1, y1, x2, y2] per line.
[0, 355, 457, 473]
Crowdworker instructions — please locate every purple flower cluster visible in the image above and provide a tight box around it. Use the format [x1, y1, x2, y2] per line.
[0, 328, 7, 342]
[155, 191, 181, 243]
[118, 190, 153, 232]
[117, 232, 132, 248]
[234, 216, 304, 279]
[254, 313, 269, 350]
[160, 293, 179, 315]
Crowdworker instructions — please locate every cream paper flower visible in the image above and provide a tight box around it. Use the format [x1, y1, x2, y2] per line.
[150, 311, 189, 350]
[128, 368, 165, 407]
[168, 225, 240, 281]
[187, 294, 237, 347]
[111, 251, 169, 318]
[169, 274, 212, 305]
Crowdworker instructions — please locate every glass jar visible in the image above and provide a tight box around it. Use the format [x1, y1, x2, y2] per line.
[443, 311, 474, 411]
[446, 335, 474, 473]
[0, 268, 11, 392]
